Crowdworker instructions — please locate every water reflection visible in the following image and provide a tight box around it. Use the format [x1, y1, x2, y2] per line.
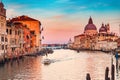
[42, 50, 112, 80]
[85, 52, 111, 80]
[116, 58, 120, 80]
[0, 49, 119, 80]
[0, 57, 42, 80]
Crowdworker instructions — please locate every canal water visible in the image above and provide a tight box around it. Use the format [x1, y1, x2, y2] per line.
[0, 49, 120, 80]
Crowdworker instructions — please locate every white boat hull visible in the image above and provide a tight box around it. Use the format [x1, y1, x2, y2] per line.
[43, 59, 51, 65]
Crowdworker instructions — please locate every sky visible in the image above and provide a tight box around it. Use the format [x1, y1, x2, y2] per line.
[2, 0, 120, 44]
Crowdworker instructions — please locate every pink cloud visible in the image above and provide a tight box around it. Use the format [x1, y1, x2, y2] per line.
[39, 13, 120, 44]
[41, 18, 84, 44]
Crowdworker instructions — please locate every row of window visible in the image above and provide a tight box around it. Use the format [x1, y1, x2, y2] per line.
[0, 45, 7, 50]
[6, 29, 21, 35]
[1, 36, 7, 42]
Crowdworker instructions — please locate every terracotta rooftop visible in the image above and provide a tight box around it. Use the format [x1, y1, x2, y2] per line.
[11, 15, 39, 21]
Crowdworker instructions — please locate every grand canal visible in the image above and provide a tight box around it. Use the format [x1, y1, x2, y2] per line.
[0, 49, 120, 80]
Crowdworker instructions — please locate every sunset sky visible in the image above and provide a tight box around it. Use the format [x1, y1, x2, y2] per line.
[3, 0, 120, 44]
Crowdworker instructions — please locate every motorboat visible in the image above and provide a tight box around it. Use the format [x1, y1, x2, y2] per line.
[43, 58, 51, 65]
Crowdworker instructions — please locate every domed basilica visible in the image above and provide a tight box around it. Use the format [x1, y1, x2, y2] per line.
[72, 17, 118, 51]
[84, 17, 110, 36]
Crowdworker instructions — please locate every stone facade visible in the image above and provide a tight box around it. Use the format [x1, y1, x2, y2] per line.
[72, 17, 118, 51]
[95, 40, 117, 51]
[0, 2, 7, 57]
[6, 20, 39, 54]
[10, 15, 41, 50]
[0, 2, 42, 59]
[6, 21, 25, 56]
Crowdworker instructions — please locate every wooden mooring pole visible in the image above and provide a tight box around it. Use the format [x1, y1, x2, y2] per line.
[105, 67, 110, 80]
[86, 73, 91, 80]
[111, 64, 115, 80]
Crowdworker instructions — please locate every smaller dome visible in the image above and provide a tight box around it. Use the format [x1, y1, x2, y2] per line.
[0, 2, 4, 7]
[99, 23, 107, 33]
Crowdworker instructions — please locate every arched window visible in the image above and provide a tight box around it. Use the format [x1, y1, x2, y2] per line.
[1, 36, 4, 42]
[10, 29, 12, 34]
[2, 45, 4, 50]
[5, 37, 8, 42]
[6, 29, 8, 34]
[0, 44, 1, 50]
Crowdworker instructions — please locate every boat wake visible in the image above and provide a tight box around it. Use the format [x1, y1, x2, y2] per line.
[48, 56, 79, 63]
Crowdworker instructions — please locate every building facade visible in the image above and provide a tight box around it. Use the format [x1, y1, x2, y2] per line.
[0, 2, 42, 59]
[6, 20, 38, 55]
[6, 15, 42, 55]
[10, 15, 41, 50]
[72, 17, 118, 51]
[6, 21, 25, 57]
[0, 2, 7, 57]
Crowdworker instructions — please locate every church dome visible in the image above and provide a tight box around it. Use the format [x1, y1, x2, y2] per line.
[85, 24, 97, 30]
[84, 17, 97, 31]
[99, 23, 107, 33]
